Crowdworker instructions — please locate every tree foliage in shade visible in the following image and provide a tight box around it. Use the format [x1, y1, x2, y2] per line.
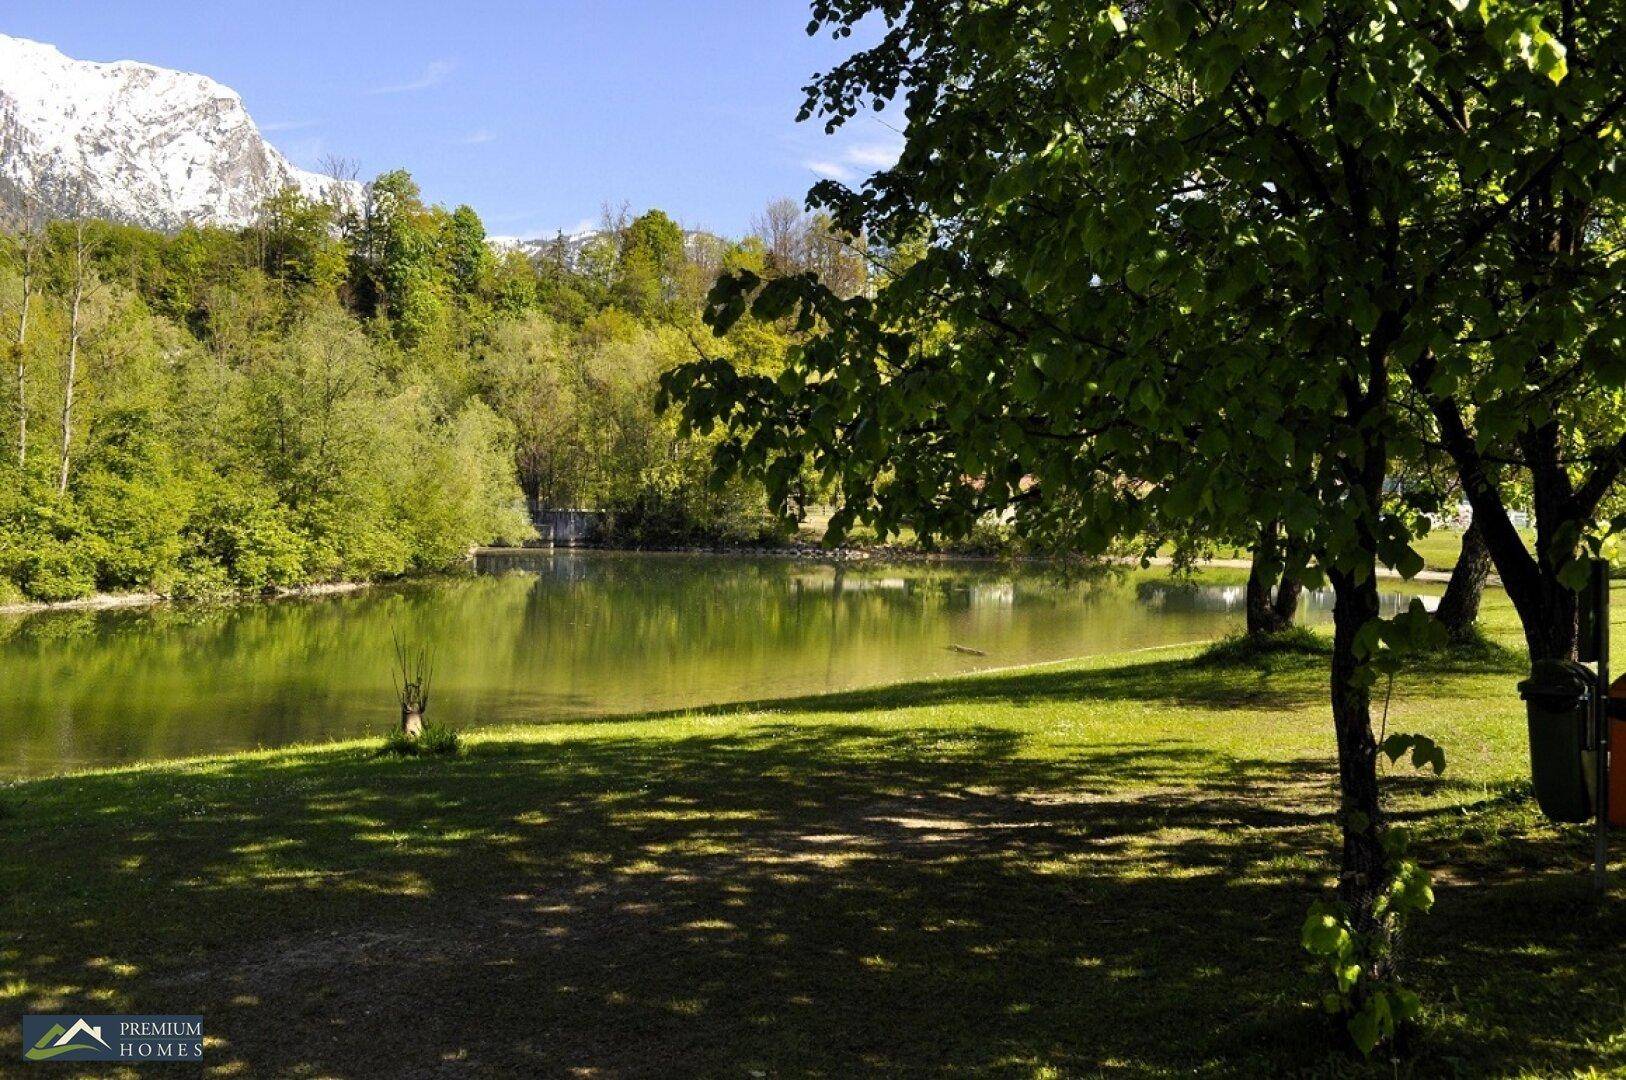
[663, 0, 1623, 1046]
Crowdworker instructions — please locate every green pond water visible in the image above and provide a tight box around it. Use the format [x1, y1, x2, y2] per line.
[0, 551, 1435, 777]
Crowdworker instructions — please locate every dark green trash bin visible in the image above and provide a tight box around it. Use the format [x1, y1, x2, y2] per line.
[1517, 659, 1595, 823]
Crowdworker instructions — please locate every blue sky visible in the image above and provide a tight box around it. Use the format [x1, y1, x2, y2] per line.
[2, 1, 898, 238]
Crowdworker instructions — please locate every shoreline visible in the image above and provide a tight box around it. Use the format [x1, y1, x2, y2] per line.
[0, 578, 373, 618]
[1, 640, 1214, 785]
[476, 543, 1469, 583]
[1, 545, 1471, 619]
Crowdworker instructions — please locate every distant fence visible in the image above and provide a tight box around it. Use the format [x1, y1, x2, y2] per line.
[529, 507, 605, 547]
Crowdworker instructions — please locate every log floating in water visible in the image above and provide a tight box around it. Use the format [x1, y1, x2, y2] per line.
[947, 644, 988, 656]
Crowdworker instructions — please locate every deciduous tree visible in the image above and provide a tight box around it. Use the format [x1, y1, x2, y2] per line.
[665, 0, 1624, 1047]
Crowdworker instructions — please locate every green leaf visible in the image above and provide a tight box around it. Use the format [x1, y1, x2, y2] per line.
[1301, 907, 1350, 956]
[1532, 34, 1568, 83]
[1393, 546, 1425, 580]
[1348, 1006, 1381, 1056]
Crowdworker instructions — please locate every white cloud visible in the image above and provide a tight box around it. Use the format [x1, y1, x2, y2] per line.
[459, 129, 497, 145]
[844, 140, 903, 169]
[261, 119, 317, 133]
[368, 59, 454, 95]
[805, 159, 856, 182]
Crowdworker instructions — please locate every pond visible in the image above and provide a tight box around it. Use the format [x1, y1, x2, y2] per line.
[0, 552, 1439, 776]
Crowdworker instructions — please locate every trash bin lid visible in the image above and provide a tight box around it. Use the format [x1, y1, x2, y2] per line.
[1518, 658, 1594, 702]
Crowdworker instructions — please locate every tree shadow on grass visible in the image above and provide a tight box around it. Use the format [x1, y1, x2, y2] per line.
[1, 719, 1620, 1078]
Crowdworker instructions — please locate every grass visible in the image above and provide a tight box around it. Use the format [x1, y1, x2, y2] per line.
[1413, 527, 1470, 571]
[0, 580, 1622, 1077]
[380, 722, 463, 758]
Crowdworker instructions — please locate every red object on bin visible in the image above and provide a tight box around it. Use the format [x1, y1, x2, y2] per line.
[1608, 678, 1626, 827]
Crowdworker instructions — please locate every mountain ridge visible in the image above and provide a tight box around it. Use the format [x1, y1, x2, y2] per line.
[0, 32, 357, 230]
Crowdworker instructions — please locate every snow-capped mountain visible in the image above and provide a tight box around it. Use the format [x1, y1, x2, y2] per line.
[491, 227, 728, 268]
[0, 33, 357, 230]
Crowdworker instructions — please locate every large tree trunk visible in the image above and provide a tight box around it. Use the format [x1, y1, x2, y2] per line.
[1272, 541, 1304, 628]
[1328, 325, 1396, 972]
[1329, 565, 1389, 965]
[1246, 550, 1284, 636]
[1435, 520, 1491, 643]
[1246, 521, 1300, 637]
[1413, 368, 1586, 664]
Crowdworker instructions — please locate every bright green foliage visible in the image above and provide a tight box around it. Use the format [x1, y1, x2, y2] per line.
[612, 209, 688, 319]
[254, 188, 348, 294]
[1353, 599, 1450, 687]
[1302, 824, 1434, 1055]
[0, 173, 808, 601]
[444, 205, 493, 297]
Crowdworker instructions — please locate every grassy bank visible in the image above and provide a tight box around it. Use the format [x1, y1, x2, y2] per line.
[1, 585, 1622, 1077]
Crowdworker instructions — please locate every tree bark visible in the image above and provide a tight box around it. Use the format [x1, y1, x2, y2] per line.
[1410, 360, 1584, 664]
[1246, 521, 1299, 637]
[1245, 549, 1282, 637]
[1329, 564, 1389, 965]
[1272, 541, 1304, 628]
[1435, 520, 1491, 643]
[1330, 318, 1397, 970]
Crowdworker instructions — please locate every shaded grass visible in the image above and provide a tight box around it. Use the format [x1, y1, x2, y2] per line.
[0, 584, 1621, 1077]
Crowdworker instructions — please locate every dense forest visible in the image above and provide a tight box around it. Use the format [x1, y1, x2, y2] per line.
[0, 175, 864, 603]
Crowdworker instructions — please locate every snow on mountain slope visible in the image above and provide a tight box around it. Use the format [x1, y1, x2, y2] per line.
[0, 33, 357, 230]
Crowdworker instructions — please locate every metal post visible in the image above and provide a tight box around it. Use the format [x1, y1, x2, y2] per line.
[1592, 558, 1610, 896]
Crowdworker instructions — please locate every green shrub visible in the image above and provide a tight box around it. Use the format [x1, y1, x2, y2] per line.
[182, 482, 310, 591]
[380, 722, 462, 758]
[21, 540, 99, 602]
[75, 409, 193, 592]
[417, 723, 462, 756]
[1301, 826, 1435, 1055]
[1196, 626, 1329, 667]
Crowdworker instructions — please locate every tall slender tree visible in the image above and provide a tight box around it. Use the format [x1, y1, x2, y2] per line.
[57, 216, 101, 496]
[7, 216, 40, 470]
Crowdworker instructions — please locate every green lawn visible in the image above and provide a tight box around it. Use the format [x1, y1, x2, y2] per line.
[1, 582, 1622, 1077]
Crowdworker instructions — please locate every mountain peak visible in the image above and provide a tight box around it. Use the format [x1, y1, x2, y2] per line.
[0, 32, 357, 230]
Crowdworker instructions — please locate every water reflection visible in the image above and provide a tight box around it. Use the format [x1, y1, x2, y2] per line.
[0, 553, 1438, 776]
[1138, 582, 1439, 616]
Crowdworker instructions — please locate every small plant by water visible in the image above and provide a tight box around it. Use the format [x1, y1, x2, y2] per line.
[393, 635, 434, 738]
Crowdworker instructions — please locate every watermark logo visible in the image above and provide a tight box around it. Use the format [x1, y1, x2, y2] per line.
[22, 1015, 202, 1062]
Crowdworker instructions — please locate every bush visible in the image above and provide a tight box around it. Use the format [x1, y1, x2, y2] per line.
[1196, 626, 1329, 668]
[181, 481, 310, 591]
[381, 722, 462, 758]
[20, 540, 99, 602]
